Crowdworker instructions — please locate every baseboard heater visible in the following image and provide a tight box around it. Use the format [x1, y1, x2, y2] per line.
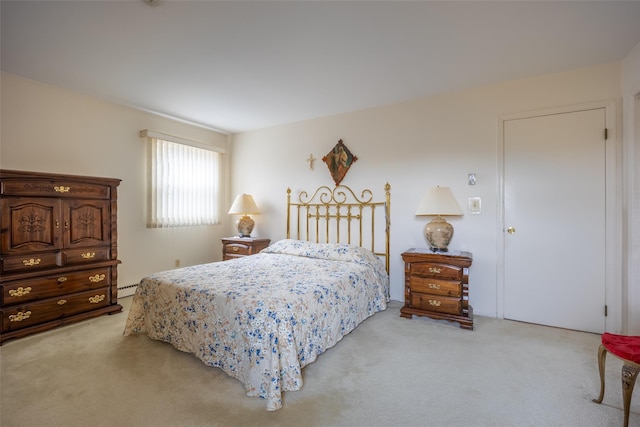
[118, 283, 138, 298]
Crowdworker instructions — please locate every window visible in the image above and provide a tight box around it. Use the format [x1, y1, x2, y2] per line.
[144, 132, 222, 228]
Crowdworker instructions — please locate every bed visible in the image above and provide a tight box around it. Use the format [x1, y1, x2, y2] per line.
[123, 184, 391, 410]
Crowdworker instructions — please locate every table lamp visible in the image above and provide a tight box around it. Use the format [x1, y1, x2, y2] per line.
[415, 186, 463, 252]
[228, 193, 260, 237]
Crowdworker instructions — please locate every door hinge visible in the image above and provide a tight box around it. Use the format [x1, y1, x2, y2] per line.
[604, 128, 608, 140]
[604, 305, 608, 317]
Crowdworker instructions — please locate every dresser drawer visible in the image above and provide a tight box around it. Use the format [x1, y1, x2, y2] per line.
[221, 238, 270, 261]
[62, 247, 110, 265]
[410, 262, 463, 280]
[410, 276, 461, 297]
[225, 243, 251, 256]
[1, 251, 60, 274]
[410, 293, 462, 316]
[1, 267, 111, 305]
[1, 180, 110, 199]
[1, 287, 111, 332]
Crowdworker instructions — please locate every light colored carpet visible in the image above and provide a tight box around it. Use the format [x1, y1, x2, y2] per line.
[1, 297, 638, 427]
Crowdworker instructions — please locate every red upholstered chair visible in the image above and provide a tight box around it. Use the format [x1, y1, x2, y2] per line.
[593, 333, 640, 427]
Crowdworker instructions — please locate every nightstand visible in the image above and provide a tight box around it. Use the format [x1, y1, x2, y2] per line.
[400, 249, 473, 330]
[221, 237, 270, 261]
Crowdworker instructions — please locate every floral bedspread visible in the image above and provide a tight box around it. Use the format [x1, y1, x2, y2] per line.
[123, 239, 389, 410]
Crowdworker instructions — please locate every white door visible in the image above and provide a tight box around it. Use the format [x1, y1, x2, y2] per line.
[503, 108, 606, 333]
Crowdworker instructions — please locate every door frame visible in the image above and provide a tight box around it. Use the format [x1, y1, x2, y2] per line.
[624, 83, 640, 335]
[496, 100, 622, 332]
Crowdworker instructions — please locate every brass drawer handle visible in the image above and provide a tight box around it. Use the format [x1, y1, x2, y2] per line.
[88, 274, 106, 283]
[8, 286, 32, 297]
[89, 294, 105, 304]
[57, 299, 67, 305]
[428, 299, 441, 307]
[58, 276, 68, 283]
[428, 267, 441, 274]
[232, 247, 239, 252]
[428, 283, 441, 290]
[9, 311, 31, 322]
[22, 258, 41, 267]
[54, 186, 70, 193]
[81, 252, 96, 259]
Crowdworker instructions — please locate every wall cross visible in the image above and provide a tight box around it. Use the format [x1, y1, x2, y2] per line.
[307, 154, 317, 170]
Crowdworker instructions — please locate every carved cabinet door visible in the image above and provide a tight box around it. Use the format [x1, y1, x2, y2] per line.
[62, 199, 110, 249]
[1, 197, 62, 254]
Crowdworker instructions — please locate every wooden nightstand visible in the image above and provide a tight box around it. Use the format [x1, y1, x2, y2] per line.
[221, 237, 270, 261]
[400, 249, 473, 330]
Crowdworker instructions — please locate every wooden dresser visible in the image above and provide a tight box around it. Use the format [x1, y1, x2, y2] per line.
[0, 170, 122, 344]
[400, 248, 473, 330]
[221, 237, 270, 261]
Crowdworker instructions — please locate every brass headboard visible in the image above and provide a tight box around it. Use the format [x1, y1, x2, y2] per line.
[286, 183, 391, 274]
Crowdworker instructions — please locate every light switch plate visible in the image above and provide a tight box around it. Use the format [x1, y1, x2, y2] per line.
[468, 197, 481, 214]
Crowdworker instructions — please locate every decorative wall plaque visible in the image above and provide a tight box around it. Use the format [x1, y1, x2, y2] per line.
[322, 139, 358, 186]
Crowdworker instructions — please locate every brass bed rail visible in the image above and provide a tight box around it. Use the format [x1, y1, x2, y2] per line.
[286, 183, 391, 274]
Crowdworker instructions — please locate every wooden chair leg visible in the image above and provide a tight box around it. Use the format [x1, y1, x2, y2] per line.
[621, 363, 639, 427]
[593, 344, 607, 404]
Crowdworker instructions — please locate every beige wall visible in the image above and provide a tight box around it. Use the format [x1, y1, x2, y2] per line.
[0, 72, 231, 295]
[2, 59, 635, 332]
[622, 40, 640, 334]
[231, 62, 626, 327]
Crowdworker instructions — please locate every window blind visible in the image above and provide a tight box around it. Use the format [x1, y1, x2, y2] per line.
[148, 137, 221, 227]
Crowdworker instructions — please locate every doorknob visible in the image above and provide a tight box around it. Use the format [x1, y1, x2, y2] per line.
[507, 227, 516, 234]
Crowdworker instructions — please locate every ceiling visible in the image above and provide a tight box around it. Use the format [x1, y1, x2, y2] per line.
[2, 1, 640, 134]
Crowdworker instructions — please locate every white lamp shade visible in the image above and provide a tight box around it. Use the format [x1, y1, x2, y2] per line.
[415, 186, 463, 216]
[228, 193, 260, 215]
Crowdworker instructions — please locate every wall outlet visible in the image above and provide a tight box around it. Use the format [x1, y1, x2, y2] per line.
[175, 259, 181, 267]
